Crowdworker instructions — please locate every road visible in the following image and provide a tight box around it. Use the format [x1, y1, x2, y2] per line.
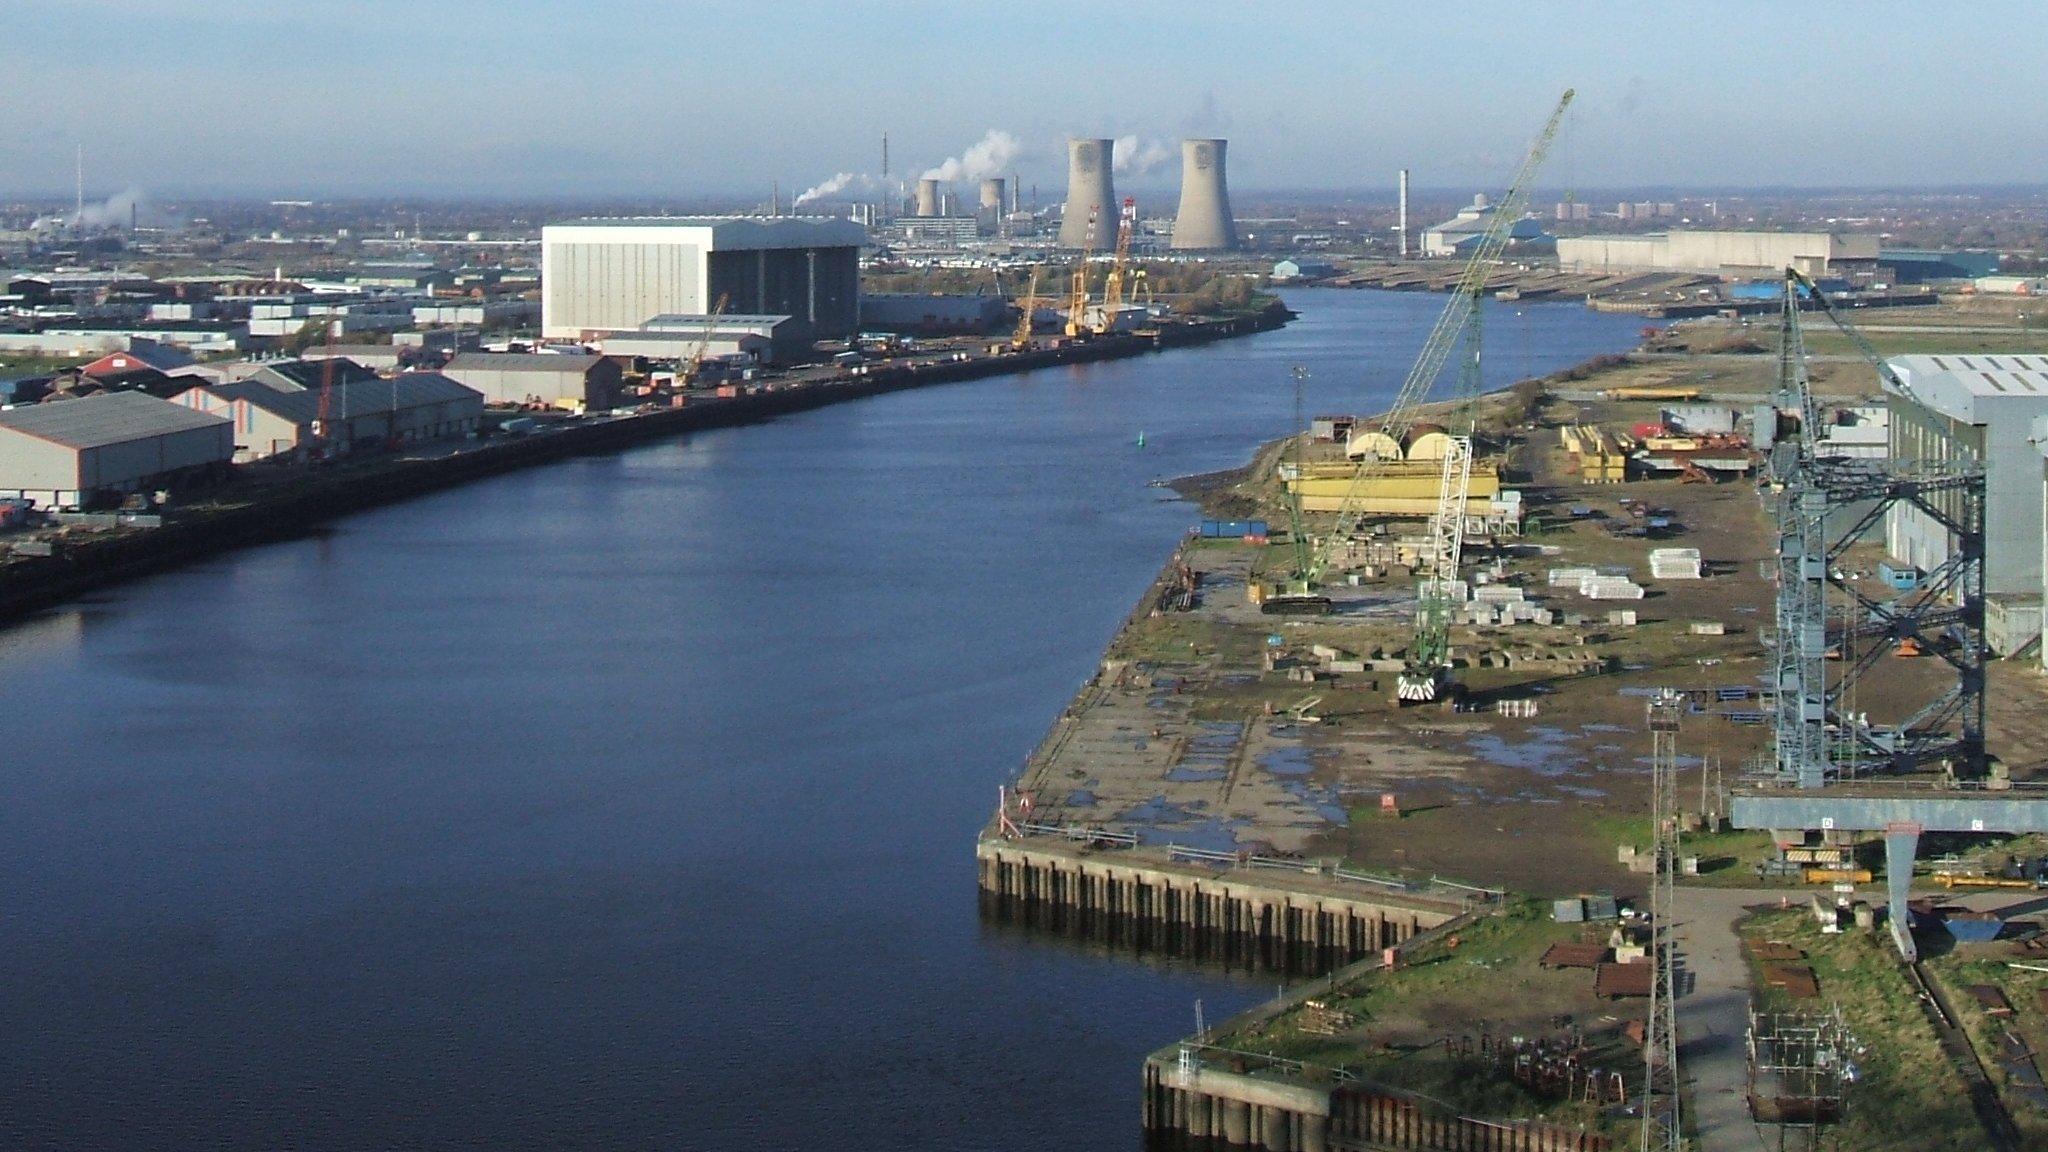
[1672, 887, 1779, 1152]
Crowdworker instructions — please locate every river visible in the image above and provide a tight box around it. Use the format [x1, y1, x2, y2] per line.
[0, 288, 1646, 1149]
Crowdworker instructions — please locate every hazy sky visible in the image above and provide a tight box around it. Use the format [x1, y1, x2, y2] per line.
[3, 0, 2044, 201]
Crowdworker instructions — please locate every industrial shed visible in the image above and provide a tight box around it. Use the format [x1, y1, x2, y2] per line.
[440, 352, 624, 412]
[600, 313, 798, 363]
[172, 372, 484, 462]
[0, 391, 233, 508]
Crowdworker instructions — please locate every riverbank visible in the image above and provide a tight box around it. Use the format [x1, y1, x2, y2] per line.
[0, 308, 1287, 626]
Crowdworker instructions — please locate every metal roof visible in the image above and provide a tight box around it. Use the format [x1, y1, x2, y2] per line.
[0, 391, 229, 449]
[542, 215, 866, 250]
[1887, 354, 2048, 421]
[444, 352, 602, 373]
[192, 373, 481, 423]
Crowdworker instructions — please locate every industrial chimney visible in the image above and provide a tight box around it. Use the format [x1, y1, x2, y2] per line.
[1057, 138, 1116, 249]
[1397, 169, 1410, 258]
[915, 178, 942, 217]
[1170, 138, 1237, 251]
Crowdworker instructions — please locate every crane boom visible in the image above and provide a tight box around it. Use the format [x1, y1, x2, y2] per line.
[1307, 89, 1576, 572]
[1011, 268, 1040, 351]
[1064, 211, 1097, 338]
[1097, 198, 1137, 334]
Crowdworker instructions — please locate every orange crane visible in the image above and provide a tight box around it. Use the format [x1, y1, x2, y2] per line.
[1095, 197, 1137, 335]
[1063, 210, 1097, 339]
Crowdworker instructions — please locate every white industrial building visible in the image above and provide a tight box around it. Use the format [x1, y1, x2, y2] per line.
[595, 314, 798, 364]
[441, 352, 625, 412]
[1421, 194, 1547, 257]
[0, 392, 233, 508]
[172, 371, 483, 462]
[1556, 230, 1879, 277]
[540, 216, 864, 344]
[412, 299, 541, 328]
[1883, 356, 2048, 615]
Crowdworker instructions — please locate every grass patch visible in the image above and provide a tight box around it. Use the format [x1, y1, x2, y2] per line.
[1211, 901, 1629, 1136]
[1740, 908, 1984, 1151]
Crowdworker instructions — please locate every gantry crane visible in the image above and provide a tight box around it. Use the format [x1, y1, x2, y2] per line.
[1063, 210, 1097, 339]
[1095, 197, 1137, 335]
[1397, 90, 1573, 701]
[1295, 90, 1575, 602]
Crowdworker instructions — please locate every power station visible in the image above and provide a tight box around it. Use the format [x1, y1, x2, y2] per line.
[1058, 138, 1116, 249]
[1170, 138, 1238, 251]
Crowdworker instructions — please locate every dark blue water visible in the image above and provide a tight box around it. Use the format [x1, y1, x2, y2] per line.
[0, 289, 1642, 1150]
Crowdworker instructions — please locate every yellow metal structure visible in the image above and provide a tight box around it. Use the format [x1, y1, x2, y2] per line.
[1064, 211, 1096, 339]
[1010, 268, 1040, 351]
[1560, 425, 1629, 483]
[1803, 868, 1873, 884]
[1937, 873, 2037, 890]
[1603, 385, 1701, 402]
[1095, 197, 1136, 335]
[1286, 460, 1505, 515]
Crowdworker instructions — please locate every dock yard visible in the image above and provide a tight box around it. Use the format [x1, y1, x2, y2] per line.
[981, 298, 2048, 1151]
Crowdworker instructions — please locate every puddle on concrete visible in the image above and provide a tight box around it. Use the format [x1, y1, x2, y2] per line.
[1066, 789, 1099, 806]
[1555, 784, 1608, 799]
[1165, 767, 1227, 782]
[1259, 746, 1315, 777]
[1463, 726, 1583, 777]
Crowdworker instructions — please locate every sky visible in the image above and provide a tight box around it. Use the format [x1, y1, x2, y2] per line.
[2, 0, 2044, 201]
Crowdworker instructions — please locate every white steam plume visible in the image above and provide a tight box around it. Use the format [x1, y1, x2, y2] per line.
[34, 186, 160, 231]
[920, 129, 1023, 183]
[1113, 136, 1174, 178]
[794, 172, 887, 206]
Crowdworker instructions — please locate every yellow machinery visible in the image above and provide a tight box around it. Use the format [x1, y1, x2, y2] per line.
[1937, 873, 2038, 890]
[1010, 268, 1040, 351]
[1095, 197, 1136, 335]
[1063, 211, 1096, 338]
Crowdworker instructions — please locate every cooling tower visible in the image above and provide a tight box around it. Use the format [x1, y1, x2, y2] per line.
[1171, 138, 1237, 251]
[915, 178, 942, 217]
[979, 178, 1005, 214]
[1057, 138, 1116, 249]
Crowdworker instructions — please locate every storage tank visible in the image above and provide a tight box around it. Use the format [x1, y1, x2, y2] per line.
[915, 178, 942, 217]
[1345, 428, 1403, 461]
[1402, 422, 1454, 461]
[1057, 138, 1116, 249]
[1171, 138, 1238, 251]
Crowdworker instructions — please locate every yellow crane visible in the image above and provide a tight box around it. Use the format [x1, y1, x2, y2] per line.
[1010, 267, 1040, 351]
[1095, 197, 1137, 335]
[1063, 210, 1097, 339]
[683, 292, 730, 384]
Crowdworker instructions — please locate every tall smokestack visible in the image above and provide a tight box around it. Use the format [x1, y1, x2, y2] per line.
[1170, 138, 1237, 251]
[1058, 138, 1116, 249]
[1398, 169, 1410, 259]
[915, 178, 942, 217]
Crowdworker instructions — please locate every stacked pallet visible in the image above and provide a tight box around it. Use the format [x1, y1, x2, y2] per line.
[1560, 424, 1628, 483]
[1581, 576, 1646, 600]
[1649, 547, 1703, 579]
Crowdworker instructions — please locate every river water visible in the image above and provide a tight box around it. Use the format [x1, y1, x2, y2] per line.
[0, 289, 1644, 1150]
